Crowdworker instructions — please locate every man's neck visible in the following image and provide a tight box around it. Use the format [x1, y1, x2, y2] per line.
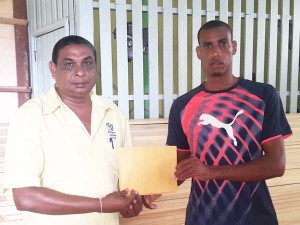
[204, 74, 238, 91]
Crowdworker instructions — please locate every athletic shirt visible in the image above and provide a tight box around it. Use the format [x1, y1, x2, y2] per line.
[167, 78, 292, 225]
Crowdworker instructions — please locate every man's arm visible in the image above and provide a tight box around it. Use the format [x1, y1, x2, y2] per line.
[176, 150, 191, 185]
[174, 137, 285, 182]
[13, 187, 142, 216]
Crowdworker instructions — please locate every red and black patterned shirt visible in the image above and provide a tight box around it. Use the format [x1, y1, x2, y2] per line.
[167, 78, 292, 225]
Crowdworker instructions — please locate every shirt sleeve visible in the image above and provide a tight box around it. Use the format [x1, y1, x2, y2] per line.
[4, 101, 44, 193]
[166, 100, 190, 150]
[122, 116, 132, 147]
[261, 84, 292, 142]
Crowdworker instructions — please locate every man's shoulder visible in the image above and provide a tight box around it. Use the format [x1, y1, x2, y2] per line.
[239, 78, 277, 97]
[174, 85, 203, 106]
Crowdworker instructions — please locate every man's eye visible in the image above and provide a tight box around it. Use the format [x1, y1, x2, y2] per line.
[203, 44, 210, 48]
[84, 61, 92, 66]
[83, 61, 95, 69]
[65, 63, 73, 67]
[220, 41, 228, 46]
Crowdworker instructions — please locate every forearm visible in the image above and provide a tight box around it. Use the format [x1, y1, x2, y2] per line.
[13, 187, 100, 215]
[212, 154, 285, 182]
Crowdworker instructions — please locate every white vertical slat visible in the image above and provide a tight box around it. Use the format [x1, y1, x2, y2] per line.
[206, 0, 215, 21]
[36, 0, 42, 28]
[99, 0, 114, 100]
[41, 0, 47, 26]
[163, 0, 173, 117]
[148, 0, 159, 118]
[178, 0, 188, 96]
[27, 0, 37, 30]
[232, 0, 241, 77]
[244, 0, 254, 80]
[68, 0, 75, 34]
[51, 0, 58, 22]
[255, 0, 266, 82]
[46, 0, 52, 24]
[57, 0, 63, 20]
[75, 0, 94, 43]
[219, 0, 228, 23]
[279, 0, 290, 111]
[267, 0, 278, 87]
[192, 0, 202, 87]
[132, 0, 144, 119]
[115, 0, 129, 117]
[289, 0, 300, 113]
[27, 0, 37, 96]
[62, 0, 69, 18]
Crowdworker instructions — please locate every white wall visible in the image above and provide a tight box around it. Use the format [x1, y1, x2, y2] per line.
[0, 0, 19, 123]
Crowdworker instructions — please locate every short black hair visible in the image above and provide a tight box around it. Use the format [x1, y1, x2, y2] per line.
[52, 35, 97, 65]
[197, 20, 233, 45]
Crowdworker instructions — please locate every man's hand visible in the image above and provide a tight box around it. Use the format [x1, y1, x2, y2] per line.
[119, 190, 143, 218]
[142, 194, 161, 209]
[174, 156, 213, 181]
[102, 189, 142, 216]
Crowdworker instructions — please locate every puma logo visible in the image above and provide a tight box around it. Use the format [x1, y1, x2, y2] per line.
[198, 110, 244, 146]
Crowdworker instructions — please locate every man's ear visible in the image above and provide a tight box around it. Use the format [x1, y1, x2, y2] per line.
[49, 61, 57, 79]
[196, 46, 201, 60]
[232, 40, 237, 55]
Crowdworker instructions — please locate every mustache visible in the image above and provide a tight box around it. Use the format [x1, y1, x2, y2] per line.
[209, 60, 224, 65]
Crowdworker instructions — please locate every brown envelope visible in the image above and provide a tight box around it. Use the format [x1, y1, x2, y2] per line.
[117, 146, 178, 195]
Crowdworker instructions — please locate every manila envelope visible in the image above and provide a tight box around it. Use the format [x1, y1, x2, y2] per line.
[117, 146, 178, 195]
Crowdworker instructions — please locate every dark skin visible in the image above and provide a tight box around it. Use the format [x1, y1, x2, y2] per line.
[143, 26, 286, 209]
[12, 44, 143, 218]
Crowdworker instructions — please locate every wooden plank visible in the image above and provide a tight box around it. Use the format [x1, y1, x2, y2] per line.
[132, 0, 145, 119]
[0, 17, 28, 26]
[267, 168, 300, 187]
[269, 183, 300, 225]
[115, 0, 130, 117]
[162, 0, 173, 118]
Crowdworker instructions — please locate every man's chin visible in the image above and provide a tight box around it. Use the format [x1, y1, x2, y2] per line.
[211, 72, 223, 77]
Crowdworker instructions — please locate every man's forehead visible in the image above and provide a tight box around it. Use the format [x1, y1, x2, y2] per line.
[199, 27, 232, 43]
[57, 44, 94, 59]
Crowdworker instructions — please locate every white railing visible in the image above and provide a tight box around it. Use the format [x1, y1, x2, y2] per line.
[94, 0, 300, 119]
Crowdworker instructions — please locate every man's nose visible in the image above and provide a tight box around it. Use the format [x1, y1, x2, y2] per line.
[74, 64, 85, 77]
[212, 46, 222, 55]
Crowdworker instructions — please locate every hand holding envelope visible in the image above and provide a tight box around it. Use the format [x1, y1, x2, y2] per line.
[117, 146, 178, 195]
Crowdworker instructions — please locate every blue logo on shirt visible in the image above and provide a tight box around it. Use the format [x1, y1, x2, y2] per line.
[106, 123, 116, 149]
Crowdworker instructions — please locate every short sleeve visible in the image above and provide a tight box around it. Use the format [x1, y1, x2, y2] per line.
[166, 100, 190, 150]
[4, 101, 44, 193]
[261, 85, 292, 142]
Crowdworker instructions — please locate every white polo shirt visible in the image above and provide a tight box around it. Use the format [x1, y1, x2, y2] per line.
[4, 87, 132, 225]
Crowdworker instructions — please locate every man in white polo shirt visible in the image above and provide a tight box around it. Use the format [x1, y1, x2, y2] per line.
[4, 35, 143, 225]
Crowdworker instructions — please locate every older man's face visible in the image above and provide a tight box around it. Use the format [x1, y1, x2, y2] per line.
[49, 44, 97, 100]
